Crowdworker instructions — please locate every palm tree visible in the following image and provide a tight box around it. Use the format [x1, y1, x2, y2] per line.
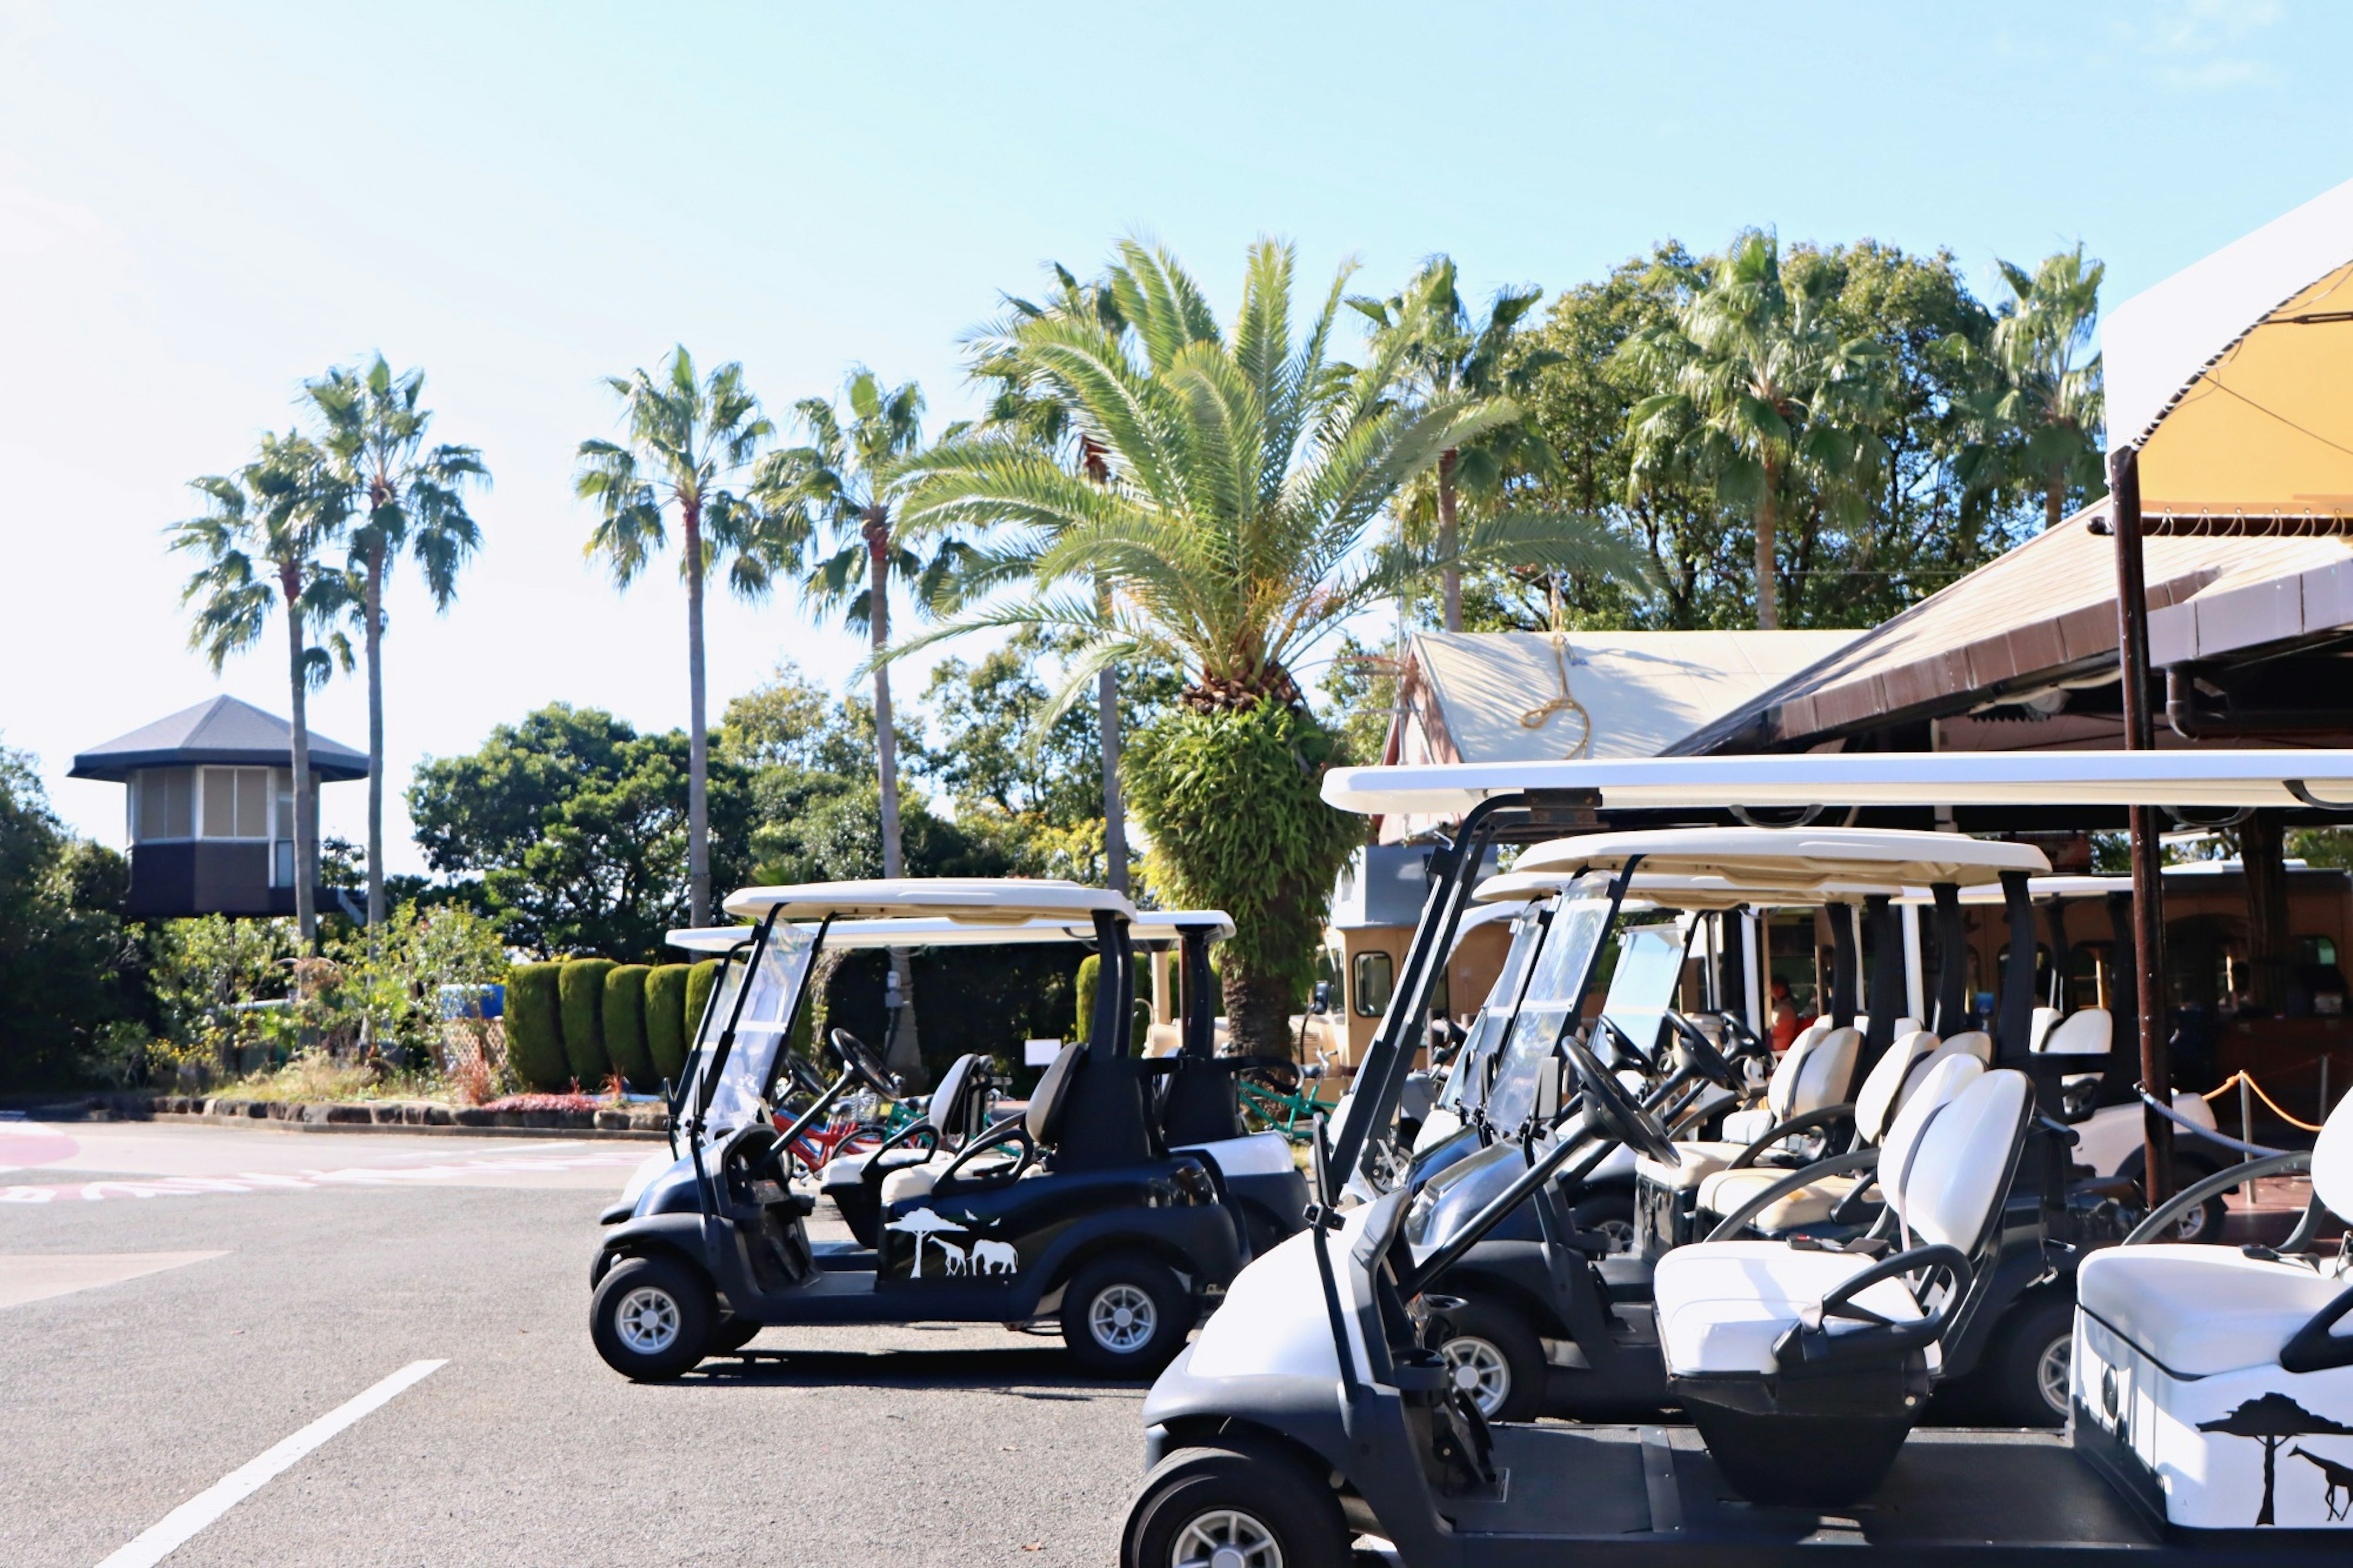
[1620, 231, 1885, 630]
[170, 431, 353, 946]
[756, 369, 939, 1081]
[1349, 257, 1561, 631]
[895, 238, 1651, 1050]
[576, 347, 776, 928]
[1950, 244, 2105, 531]
[308, 355, 488, 937]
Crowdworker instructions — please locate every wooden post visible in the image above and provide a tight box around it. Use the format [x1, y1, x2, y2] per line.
[2112, 446, 2176, 1204]
[2240, 809, 2292, 1013]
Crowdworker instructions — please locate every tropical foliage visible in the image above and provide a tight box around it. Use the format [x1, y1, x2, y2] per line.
[0, 748, 145, 1090]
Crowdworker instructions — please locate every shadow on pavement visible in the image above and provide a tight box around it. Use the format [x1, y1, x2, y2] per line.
[675, 1344, 1145, 1395]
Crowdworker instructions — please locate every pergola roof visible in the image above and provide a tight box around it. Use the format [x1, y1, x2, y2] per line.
[69, 695, 368, 783]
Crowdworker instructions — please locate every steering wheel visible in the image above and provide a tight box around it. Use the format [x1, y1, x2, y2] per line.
[1664, 1012, 1741, 1091]
[829, 1028, 897, 1097]
[1562, 1034, 1678, 1164]
[1597, 1017, 1656, 1074]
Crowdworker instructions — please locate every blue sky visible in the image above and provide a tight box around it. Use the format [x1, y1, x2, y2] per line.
[2, 0, 2347, 872]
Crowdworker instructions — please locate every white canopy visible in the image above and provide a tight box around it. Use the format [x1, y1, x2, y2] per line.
[720, 877, 1136, 924]
[1514, 827, 2047, 888]
[1320, 749, 2353, 817]
[670, 907, 1229, 955]
[1477, 866, 1911, 909]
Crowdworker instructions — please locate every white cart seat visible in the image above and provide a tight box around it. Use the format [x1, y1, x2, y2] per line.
[1635, 1141, 1751, 1192]
[2077, 1244, 2352, 1376]
[1655, 1240, 1927, 1374]
[1696, 1168, 1863, 1232]
[879, 1164, 938, 1206]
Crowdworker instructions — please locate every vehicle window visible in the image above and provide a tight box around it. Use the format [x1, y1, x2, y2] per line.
[1483, 871, 1616, 1134]
[1352, 950, 1395, 1018]
[702, 922, 819, 1135]
[1442, 910, 1549, 1116]
[1598, 922, 1691, 1061]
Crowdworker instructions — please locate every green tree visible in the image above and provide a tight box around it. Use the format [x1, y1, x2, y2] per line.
[898, 238, 1651, 1049]
[407, 703, 748, 963]
[307, 354, 488, 939]
[1620, 230, 1887, 630]
[0, 748, 144, 1089]
[1950, 244, 2107, 531]
[170, 431, 353, 944]
[575, 347, 778, 928]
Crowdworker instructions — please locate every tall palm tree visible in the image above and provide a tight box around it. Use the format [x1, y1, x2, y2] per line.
[1950, 245, 2105, 531]
[308, 355, 488, 937]
[171, 431, 353, 946]
[576, 347, 776, 928]
[896, 238, 1651, 1049]
[756, 369, 940, 1080]
[1349, 257, 1561, 631]
[1620, 231, 1885, 630]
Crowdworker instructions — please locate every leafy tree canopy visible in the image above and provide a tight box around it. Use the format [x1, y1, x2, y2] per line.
[0, 746, 145, 1089]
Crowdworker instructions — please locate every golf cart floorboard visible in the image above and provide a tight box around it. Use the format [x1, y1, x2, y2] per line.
[734, 1268, 1042, 1326]
[1438, 1426, 2344, 1564]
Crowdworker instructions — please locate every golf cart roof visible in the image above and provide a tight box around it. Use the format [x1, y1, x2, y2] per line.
[665, 926, 763, 954]
[720, 878, 1137, 923]
[1475, 867, 1910, 911]
[671, 909, 1232, 953]
[1513, 827, 2047, 888]
[1319, 748, 2353, 816]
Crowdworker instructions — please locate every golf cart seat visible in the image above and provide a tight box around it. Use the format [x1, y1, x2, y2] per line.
[1695, 1026, 1940, 1233]
[1636, 1025, 1862, 1198]
[824, 1052, 991, 1246]
[2038, 1007, 2111, 1055]
[879, 1039, 1091, 1211]
[2071, 1089, 2353, 1531]
[1654, 1056, 2034, 1506]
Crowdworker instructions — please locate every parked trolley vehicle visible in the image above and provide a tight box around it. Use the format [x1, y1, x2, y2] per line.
[588, 879, 1304, 1382]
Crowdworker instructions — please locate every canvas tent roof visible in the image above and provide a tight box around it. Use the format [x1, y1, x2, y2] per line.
[69, 695, 368, 782]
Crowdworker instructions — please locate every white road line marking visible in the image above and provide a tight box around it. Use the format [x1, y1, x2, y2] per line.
[92, 1359, 446, 1568]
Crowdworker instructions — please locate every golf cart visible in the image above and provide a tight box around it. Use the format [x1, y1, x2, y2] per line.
[588, 879, 1263, 1382]
[1118, 749, 2353, 1567]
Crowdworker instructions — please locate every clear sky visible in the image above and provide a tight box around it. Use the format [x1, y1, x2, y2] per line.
[4, 0, 2348, 873]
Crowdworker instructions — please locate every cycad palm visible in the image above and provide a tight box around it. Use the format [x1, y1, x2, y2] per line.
[1952, 245, 2105, 531]
[898, 238, 1651, 1047]
[576, 347, 777, 928]
[170, 431, 354, 946]
[308, 354, 488, 936]
[1621, 231, 1885, 629]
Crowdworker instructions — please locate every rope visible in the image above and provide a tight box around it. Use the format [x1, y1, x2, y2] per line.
[2196, 1069, 2331, 1134]
[1518, 632, 1593, 757]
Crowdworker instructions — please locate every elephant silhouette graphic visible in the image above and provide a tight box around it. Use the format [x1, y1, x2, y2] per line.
[971, 1239, 1020, 1275]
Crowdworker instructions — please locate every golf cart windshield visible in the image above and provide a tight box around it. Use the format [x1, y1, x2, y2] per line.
[1441, 909, 1548, 1121]
[698, 921, 819, 1136]
[1597, 921, 1692, 1061]
[1481, 870, 1618, 1133]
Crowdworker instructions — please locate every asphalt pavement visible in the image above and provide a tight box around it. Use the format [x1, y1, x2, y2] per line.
[0, 1119, 1146, 1567]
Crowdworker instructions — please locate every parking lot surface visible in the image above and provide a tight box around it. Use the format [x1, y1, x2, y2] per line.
[1, 1120, 1143, 1567]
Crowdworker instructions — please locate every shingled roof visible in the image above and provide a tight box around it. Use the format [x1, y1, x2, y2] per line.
[69, 695, 368, 782]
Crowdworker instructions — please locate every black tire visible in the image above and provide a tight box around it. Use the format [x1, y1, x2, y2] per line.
[705, 1314, 761, 1358]
[2161, 1161, 2230, 1244]
[589, 1254, 713, 1382]
[1059, 1254, 1194, 1377]
[1977, 1294, 2075, 1427]
[1433, 1296, 1547, 1422]
[1121, 1440, 1348, 1568]
[1571, 1189, 1638, 1255]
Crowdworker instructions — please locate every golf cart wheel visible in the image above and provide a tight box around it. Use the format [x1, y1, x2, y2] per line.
[1571, 1191, 1637, 1256]
[1434, 1298, 1545, 1422]
[2161, 1161, 2229, 1244]
[1061, 1254, 1194, 1377]
[1122, 1441, 1348, 1568]
[589, 1255, 712, 1382]
[1979, 1293, 2075, 1427]
[704, 1314, 761, 1358]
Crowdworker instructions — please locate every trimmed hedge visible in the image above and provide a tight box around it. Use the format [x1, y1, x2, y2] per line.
[1074, 953, 1153, 1050]
[558, 958, 616, 1085]
[684, 960, 722, 1050]
[645, 964, 692, 1083]
[506, 963, 570, 1091]
[602, 964, 654, 1089]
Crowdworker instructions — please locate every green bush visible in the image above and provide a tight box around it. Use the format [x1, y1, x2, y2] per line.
[684, 959, 722, 1050]
[602, 965, 654, 1088]
[505, 962, 569, 1090]
[645, 964, 692, 1083]
[1073, 952, 1152, 1050]
[557, 958, 616, 1084]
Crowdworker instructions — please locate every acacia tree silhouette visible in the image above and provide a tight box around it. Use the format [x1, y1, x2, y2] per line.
[2199, 1393, 2353, 1525]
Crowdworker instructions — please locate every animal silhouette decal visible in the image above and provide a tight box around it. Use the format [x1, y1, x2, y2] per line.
[2295, 1447, 2353, 1522]
[881, 1207, 1019, 1278]
[2197, 1394, 2353, 1526]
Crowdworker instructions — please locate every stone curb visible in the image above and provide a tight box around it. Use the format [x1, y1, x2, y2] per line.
[28, 1093, 670, 1141]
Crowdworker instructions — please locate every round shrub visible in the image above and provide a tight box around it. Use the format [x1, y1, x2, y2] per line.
[645, 964, 692, 1084]
[602, 965, 654, 1089]
[557, 958, 617, 1085]
[684, 960, 722, 1050]
[504, 963, 569, 1091]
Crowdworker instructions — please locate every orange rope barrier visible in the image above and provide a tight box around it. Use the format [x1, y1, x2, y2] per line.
[2197, 1069, 2330, 1134]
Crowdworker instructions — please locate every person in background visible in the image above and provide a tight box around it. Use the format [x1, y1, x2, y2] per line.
[1769, 975, 1800, 1053]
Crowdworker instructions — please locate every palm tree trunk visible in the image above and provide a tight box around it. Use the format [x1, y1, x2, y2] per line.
[1098, 667, 1127, 893]
[683, 502, 710, 928]
[363, 541, 386, 947]
[282, 569, 317, 949]
[1754, 467, 1781, 631]
[866, 508, 923, 1085]
[2046, 468, 2065, 533]
[1437, 448, 1461, 634]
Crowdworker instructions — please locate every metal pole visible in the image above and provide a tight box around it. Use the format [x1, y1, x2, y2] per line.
[2112, 445, 2176, 1204]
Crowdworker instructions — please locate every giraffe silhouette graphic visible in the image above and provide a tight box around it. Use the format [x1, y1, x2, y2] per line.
[2198, 1395, 2353, 1525]
[882, 1208, 967, 1278]
[2293, 1447, 2353, 1521]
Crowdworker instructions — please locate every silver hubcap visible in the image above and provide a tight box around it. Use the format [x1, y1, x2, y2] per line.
[2036, 1333, 2072, 1418]
[1090, 1284, 1158, 1354]
[2172, 1203, 2211, 1242]
[1172, 1507, 1282, 1568]
[615, 1286, 680, 1355]
[1441, 1335, 1512, 1417]
[1593, 1219, 1636, 1255]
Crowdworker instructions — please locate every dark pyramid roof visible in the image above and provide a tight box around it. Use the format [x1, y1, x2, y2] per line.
[70, 695, 368, 782]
